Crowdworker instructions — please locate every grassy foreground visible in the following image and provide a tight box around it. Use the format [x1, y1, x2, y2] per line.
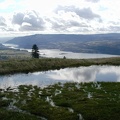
[0, 57, 120, 75]
[0, 49, 30, 60]
[0, 82, 120, 120]
[0, 57, 120, 119]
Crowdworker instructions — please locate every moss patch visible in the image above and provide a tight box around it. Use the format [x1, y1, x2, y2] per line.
[0, 82, 120, 120]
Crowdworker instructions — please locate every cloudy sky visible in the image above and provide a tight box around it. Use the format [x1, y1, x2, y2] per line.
[0, 0, 120, 37]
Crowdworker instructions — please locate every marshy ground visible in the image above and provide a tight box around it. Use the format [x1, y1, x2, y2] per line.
[0, 57, 120, 120]
[0, 82, 120, 120]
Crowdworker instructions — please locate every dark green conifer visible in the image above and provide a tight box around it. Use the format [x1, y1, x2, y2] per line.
[32, 44, 39, 58]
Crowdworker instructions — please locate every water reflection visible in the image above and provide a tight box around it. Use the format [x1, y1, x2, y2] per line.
[0, 73, 67, 89]
[49, 66, 120, 82]
[39, 49, 119, 59]
[2, 44, 119, 59]
[0, 66, 120, 89]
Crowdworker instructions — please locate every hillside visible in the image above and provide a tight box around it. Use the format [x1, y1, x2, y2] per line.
[0, 43, 10, 50]
[0, 43, 30, 60]
[6, 33, 120, 55]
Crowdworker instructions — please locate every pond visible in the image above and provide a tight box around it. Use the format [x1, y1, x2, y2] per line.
[0, 65, 120, 89]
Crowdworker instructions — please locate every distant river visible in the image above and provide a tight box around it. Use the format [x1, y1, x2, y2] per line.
[3, 44, 119, 59]
[0, 66, 120, 89]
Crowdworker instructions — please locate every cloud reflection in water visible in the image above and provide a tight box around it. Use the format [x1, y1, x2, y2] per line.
[0, 66, 120, 89]
[48, 66, 120, 82]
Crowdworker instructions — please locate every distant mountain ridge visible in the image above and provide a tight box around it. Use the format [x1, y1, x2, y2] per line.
[5, 33, 120, 55]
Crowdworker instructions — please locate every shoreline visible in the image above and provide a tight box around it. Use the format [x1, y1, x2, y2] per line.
[0, 57, 120, 75]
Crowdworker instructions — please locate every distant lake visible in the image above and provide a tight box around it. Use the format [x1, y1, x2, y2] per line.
[3, 44, 119, 59]
[0, 66, 120, 89]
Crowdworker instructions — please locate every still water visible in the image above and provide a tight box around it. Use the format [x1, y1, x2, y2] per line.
[0, 66, 120, 89]
[3, 44, 119, 59]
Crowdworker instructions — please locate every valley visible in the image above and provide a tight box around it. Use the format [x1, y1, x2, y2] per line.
[0, 33, 120, 120]
[5, 33, 120, 55]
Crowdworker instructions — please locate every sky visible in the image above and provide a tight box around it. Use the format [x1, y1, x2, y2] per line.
[0, 0, 120, 37]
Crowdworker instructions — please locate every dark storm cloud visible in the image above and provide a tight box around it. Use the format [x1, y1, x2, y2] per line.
[55, 6, 101, 21]
[12, 11, 46, 31]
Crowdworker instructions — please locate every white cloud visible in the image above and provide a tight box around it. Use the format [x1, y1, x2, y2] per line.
[46, 11, 90, 33]
[85, 0, 100, 3]
[12, 11, 46, 31]
[0, 0, 120, 36]
[0, 16, 6, 26]
[12, 13, 24, 25]
[55, 6, 101, 21]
